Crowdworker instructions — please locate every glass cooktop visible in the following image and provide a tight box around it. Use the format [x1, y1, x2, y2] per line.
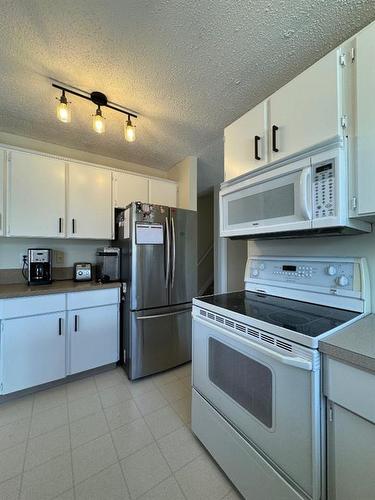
[197, 291, 359, 338]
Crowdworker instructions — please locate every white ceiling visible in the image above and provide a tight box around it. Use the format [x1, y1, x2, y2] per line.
[0, 1, 374, 174]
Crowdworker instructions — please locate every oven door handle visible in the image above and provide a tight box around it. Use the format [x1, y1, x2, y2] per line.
[195, 316, 312, 371]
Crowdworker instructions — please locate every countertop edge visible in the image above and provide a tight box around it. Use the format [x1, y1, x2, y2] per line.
[319, 340, 375, 374]
[0, 281, 121, 299]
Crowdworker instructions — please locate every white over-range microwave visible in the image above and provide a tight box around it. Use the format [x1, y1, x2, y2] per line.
[220, 145, 371, 238]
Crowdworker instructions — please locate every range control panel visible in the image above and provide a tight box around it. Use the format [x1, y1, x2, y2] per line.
[313, 161, 336, 219]
[247, 258, 357, 291]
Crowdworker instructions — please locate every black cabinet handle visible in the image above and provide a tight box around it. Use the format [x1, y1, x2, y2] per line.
[72, 219, 76, 234]
[58, 318, 63, 336]
[74, 314, 78, 332]
[272, 125, 279, 153]
[58, 217, 63, 233]
[254, 135, 261, 160]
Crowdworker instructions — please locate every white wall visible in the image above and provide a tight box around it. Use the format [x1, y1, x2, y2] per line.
[248, 230, 375, 310]
[0, 131, 167, 179]
[0, 238, 107, 269]
[167, 156, 197, 210]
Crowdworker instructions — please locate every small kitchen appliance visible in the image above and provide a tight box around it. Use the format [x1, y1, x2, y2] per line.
[96, 247, 120, 282]
[192, 256, 370, 500]
[73, 262, 92, 282]
[27, 249, 52, 285]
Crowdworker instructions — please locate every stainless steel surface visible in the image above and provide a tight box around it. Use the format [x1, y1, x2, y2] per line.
[115, 202, 197, 379]
[127, 304, 192, 380]
[73, 262, 92, 282]
[169, 208, 197, 305]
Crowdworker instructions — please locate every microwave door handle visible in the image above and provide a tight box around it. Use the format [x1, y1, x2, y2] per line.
[165, 217, 171, 289]
[299, 168, 312, 220]
[194, 316, 312, 371]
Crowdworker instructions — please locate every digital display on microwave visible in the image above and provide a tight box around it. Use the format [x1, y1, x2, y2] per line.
[316, 163, 332, 173]
[282, 265, 297, 271]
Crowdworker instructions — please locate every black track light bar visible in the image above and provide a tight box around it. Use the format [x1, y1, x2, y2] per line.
[52, 82, 138, 119]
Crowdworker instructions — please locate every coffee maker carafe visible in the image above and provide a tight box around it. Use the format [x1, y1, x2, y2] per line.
[28, 249, 52, 285]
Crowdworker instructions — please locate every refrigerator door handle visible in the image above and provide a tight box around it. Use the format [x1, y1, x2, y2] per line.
[171, 217, 176, 288]
[165, 217, 171, 288]
[136, 307, 192, 320]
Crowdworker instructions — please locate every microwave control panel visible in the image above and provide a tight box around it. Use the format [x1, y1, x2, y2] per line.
[313, 162, 335, 218]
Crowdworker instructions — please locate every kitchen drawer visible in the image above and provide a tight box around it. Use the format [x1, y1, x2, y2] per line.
[0, 293, 66, 319]
[324, 356, 375, 423]
[67, 287, 120, 310]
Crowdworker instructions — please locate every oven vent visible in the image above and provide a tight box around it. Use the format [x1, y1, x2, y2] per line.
[276, 339, 293, 352]
[247, 328, 260, 339]
[216, 316, 224, 324]
[200, 310, 207, 317]
[225, 319, 235, 328]
[260, 333, 275, 345]
[235, 323, 246, 333]
[207, 312, 215, 320]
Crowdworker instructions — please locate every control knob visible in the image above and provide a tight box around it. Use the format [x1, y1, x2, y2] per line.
[326, 265, 337, 276]
[336, 275, 349, 287]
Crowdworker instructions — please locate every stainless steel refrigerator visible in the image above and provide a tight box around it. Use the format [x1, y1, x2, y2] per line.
[115, 202, 197, 380]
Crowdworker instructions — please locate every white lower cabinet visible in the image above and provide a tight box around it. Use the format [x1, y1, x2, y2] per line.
[0, 312, 66, 394]
[0, 288, 120, 395]
[68, 304, 119, 375]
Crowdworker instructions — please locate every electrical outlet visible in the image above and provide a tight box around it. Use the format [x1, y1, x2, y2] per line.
[54, 250, 64, 265]
[19, 253, 28, 267]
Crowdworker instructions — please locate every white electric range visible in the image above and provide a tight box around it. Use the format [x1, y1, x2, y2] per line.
[191, 256, 370, 500]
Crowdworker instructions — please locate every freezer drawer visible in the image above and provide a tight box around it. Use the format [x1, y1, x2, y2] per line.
[127, 305, 192, 380]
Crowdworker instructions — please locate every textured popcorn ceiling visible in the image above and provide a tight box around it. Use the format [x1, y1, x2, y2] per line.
[0, 0, 374, 172]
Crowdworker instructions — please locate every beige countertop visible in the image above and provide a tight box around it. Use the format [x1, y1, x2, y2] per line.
[0, 280, 121, 299]
[319, 314, 375, 373]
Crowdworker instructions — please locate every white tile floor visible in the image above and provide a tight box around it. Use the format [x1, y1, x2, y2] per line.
[0, 364, 243, 500]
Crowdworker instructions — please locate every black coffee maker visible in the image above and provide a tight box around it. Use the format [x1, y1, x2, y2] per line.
[27, 249, 52, 285]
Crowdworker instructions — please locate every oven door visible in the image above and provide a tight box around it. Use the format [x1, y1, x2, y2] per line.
[220, 159, 312, 237]
[192, 315, 321, 500]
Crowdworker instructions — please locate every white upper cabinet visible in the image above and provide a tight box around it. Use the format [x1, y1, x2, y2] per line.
[7, 150, 66, 237]
[0, 150, 4, 236]
[224, 101, 268, 181]
[353, 21, 375, 218]
[269, 49, 342, 162]
[149, 178, 178, 207]
[113, 171, 149, 208]
[67, 162, 112, 239]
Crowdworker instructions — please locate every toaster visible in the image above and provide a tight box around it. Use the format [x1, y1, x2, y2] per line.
[73, 263, 92, 282]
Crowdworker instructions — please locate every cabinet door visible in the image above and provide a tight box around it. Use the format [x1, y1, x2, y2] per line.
[0, 313, 66, 394]
[149, 179, 177, 207]
[0, 150, 4, 236]
[113, 171, 149, 208]
[69, 304, 119, 375]
[7, 150, 66, 237]
[67, 162, 112, 239]
[269, 49, 341, 162]
[224, 101, 268, 181]
[327, 402, 375, 500]
[355, 22, 375, 216]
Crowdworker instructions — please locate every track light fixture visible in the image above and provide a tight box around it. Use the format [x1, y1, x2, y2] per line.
[52, 82, 138, 141]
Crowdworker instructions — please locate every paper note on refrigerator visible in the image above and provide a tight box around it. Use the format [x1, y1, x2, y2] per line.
[136, 223, 164, 244]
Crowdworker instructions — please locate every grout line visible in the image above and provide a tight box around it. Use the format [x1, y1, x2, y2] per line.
[17, 393, 35, 500]
[94, 370, 132, 499]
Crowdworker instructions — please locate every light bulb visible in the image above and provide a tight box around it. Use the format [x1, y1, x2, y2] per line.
[93, 107, 105, 134]
[124, 117, 136, 142]
[56, 93, 71, 123]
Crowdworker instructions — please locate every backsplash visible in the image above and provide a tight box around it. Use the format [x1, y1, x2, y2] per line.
[0, 238, 109, 283]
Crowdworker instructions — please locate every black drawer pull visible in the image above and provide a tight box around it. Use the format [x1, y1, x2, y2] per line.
[58, 217, 63, 233]
[58, 318, 63, 336]
[74, 314, 78, 332]
[272, 125, 279, 153]
[254, 135, 261, 160]
[72, 219, 76, 234]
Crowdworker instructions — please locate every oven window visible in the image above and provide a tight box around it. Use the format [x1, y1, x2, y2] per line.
[227, 184, 294, 225]
[208, 338, 273, 428]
